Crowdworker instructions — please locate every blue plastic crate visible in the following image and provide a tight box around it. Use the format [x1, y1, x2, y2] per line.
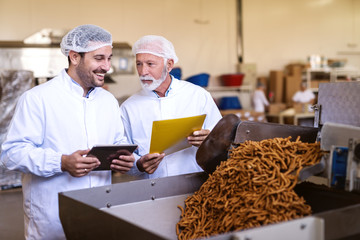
[219, 96, 242, 110]
[185, 73, 209, 87]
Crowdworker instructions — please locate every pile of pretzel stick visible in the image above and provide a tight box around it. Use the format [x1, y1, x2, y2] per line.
[176, 136, 323, 240]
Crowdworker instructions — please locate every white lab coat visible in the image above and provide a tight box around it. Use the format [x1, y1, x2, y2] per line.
[292, 89, 315, 103]
[252, 89, 269, 112]
[120, 76, 222, 179]
[0, 69, 127, 240]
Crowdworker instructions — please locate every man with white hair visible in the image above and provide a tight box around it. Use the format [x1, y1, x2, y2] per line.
[120, 35, 222, 178]
[0, 24, 135, 239]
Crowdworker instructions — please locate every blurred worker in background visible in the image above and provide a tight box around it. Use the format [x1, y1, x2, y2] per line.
[252, 82, 269, 113]
[120, 35, 222, 179]
[292, 82, 315, 105]
[0, 24, 135, 240]
[292, 82, 316, 112]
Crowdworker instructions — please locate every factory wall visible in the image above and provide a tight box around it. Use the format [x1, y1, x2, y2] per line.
[0, 0, 359, 99]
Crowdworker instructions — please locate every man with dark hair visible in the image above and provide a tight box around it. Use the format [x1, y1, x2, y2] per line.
[1, 24, 135, 239]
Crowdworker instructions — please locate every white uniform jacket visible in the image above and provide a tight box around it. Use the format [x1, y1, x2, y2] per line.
[120, 76, 222, 179]
[252, 89, 269, 113]
[0, 69, 127, 240]
[292, 89, 315, 103]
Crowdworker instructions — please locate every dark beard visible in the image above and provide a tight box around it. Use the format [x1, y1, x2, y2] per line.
[76, 59, 104, 89]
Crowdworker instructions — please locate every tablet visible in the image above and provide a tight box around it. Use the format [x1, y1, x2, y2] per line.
[87, 144, 138, 171]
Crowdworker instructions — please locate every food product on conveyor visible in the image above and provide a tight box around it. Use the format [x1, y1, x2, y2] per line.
[176, 137, 322, 240]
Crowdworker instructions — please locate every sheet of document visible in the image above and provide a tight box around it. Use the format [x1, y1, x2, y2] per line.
[149, 114, 206, 155]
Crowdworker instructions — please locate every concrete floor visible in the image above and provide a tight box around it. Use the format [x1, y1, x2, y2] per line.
[0, 173, 139, 240]
[0, 187, 23, 240]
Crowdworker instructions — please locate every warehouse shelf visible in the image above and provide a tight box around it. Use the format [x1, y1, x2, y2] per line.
[306, 67, 360, 93]
[205, 84, 252, 92]
[206, 85, 253, 110]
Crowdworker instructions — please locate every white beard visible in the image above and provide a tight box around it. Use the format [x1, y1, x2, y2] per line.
[140, 66, 168, 91]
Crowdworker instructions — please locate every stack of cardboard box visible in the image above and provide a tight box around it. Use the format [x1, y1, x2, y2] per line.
[267, 70, 286, 115]
[265, 64, 305, 115]
[284, 64, 303, 106]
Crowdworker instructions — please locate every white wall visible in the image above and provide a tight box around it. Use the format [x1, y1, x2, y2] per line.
[0, 0, 238, 98]
[243, 0, 360, 76]
[0, 0, 359, 99]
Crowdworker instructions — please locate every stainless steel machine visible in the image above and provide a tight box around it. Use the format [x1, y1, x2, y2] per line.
[0, 30, 134, 85]
[314, 82, 360, 192]
[0, 70, 35, 189]
[59, 81, 360, 240]
[59, 171, 360, 240]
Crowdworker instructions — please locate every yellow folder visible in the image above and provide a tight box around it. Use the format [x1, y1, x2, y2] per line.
[149, 114, 206, 154]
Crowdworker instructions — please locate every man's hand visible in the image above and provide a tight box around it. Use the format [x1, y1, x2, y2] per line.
[187, 129, 210, 147]
[61, 149, 101, 177]
[136, 153, 165, 174]
[111, 154, 135, 174]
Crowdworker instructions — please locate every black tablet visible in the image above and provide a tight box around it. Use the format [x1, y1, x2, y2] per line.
[87, 144, 138, 171]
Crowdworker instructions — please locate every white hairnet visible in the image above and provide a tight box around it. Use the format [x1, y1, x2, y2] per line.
[132, 35, 178, 63]
[60, 24, 112, 57]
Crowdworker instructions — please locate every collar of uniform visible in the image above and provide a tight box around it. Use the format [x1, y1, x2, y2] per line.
[152, 74, 176, 98]
[70, 79, 95, 98]
[62, 69, 95, 98]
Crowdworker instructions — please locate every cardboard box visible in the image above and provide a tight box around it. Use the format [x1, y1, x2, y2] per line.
[267, 103, 286, 114]
[269, 71, 284, 103]
[285, 75, 302, 105]
[294, 103, 312, 113]
[285, 63, 305, 77]
[310, 79, 329, 89]
[294, 103, 305, 113]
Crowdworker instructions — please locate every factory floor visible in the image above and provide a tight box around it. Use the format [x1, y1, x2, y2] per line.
[0, 173, 138, 240]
